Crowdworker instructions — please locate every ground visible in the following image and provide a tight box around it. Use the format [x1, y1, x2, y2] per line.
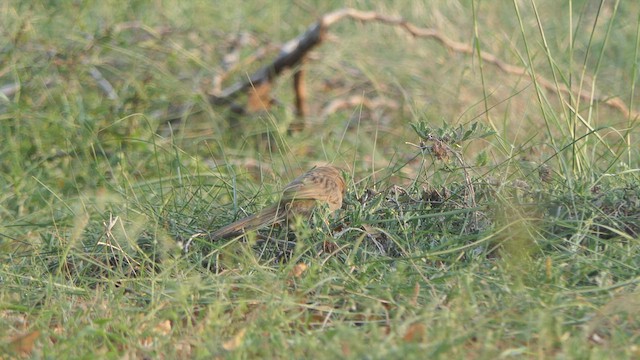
[1, 1, 639, 358]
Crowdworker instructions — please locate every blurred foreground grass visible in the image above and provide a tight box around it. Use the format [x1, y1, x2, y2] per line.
[1, 0, 639, 358]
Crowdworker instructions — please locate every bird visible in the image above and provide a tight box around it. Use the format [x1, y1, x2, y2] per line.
[208, 165, 346, 240]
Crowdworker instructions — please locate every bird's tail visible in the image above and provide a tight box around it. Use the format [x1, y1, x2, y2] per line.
[209, 204, 286, 240]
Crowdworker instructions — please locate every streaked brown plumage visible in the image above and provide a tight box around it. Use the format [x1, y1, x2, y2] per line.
[209, 165, 346, 240]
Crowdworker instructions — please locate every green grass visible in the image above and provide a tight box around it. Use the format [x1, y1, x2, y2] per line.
[2, 0, 639, 358]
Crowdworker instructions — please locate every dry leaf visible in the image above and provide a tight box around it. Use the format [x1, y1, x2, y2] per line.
[10, 330, 40, 355]
[431, 140, 449, 161]
[155, 320, 172, 336]
[308, 312, 328, 324]
[403, 323, 426, 343]
[247, 82, 272, 112]
[341, 341, 351, 357]
[322, 240, 339, 253]
[222, 328, 246, 351]
[290, 263, 308, 278]
[140, 336, 154, 348]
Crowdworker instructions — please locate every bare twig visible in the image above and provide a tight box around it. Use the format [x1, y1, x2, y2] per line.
[321, 8, 637, 119]
[293, 68, 307, 118]
[288, 67, 308, 133]
[177, 7, 637, 123]
[210, 23, 325, 103]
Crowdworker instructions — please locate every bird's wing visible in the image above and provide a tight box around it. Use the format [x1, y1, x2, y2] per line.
[208, 204, 285, 239]
[281, 174, 326, 202]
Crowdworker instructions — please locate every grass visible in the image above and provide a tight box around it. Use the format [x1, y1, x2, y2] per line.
[1, 0, 639, 358]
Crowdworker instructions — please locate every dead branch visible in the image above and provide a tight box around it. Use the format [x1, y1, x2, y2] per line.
[322, 8, 637, 120]
[211, 7, 637, 120]
[293, 68, 307, 118]
[209, 22, 326, 103]
[288, 68, 308, 133]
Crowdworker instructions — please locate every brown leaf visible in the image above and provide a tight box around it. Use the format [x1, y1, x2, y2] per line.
[247, 82, 272, 112]
[140, 336, 154, 348]
[431, 140, 449, 161]
[322, 241, 339, 253]
[290, 263, 308, 278]
[403, 323, 426, 343]
[307, 311, 329, 326]
[155, 320, 172, 336]
[9, 330, 40, 355]
[341, 341, 351, 357]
